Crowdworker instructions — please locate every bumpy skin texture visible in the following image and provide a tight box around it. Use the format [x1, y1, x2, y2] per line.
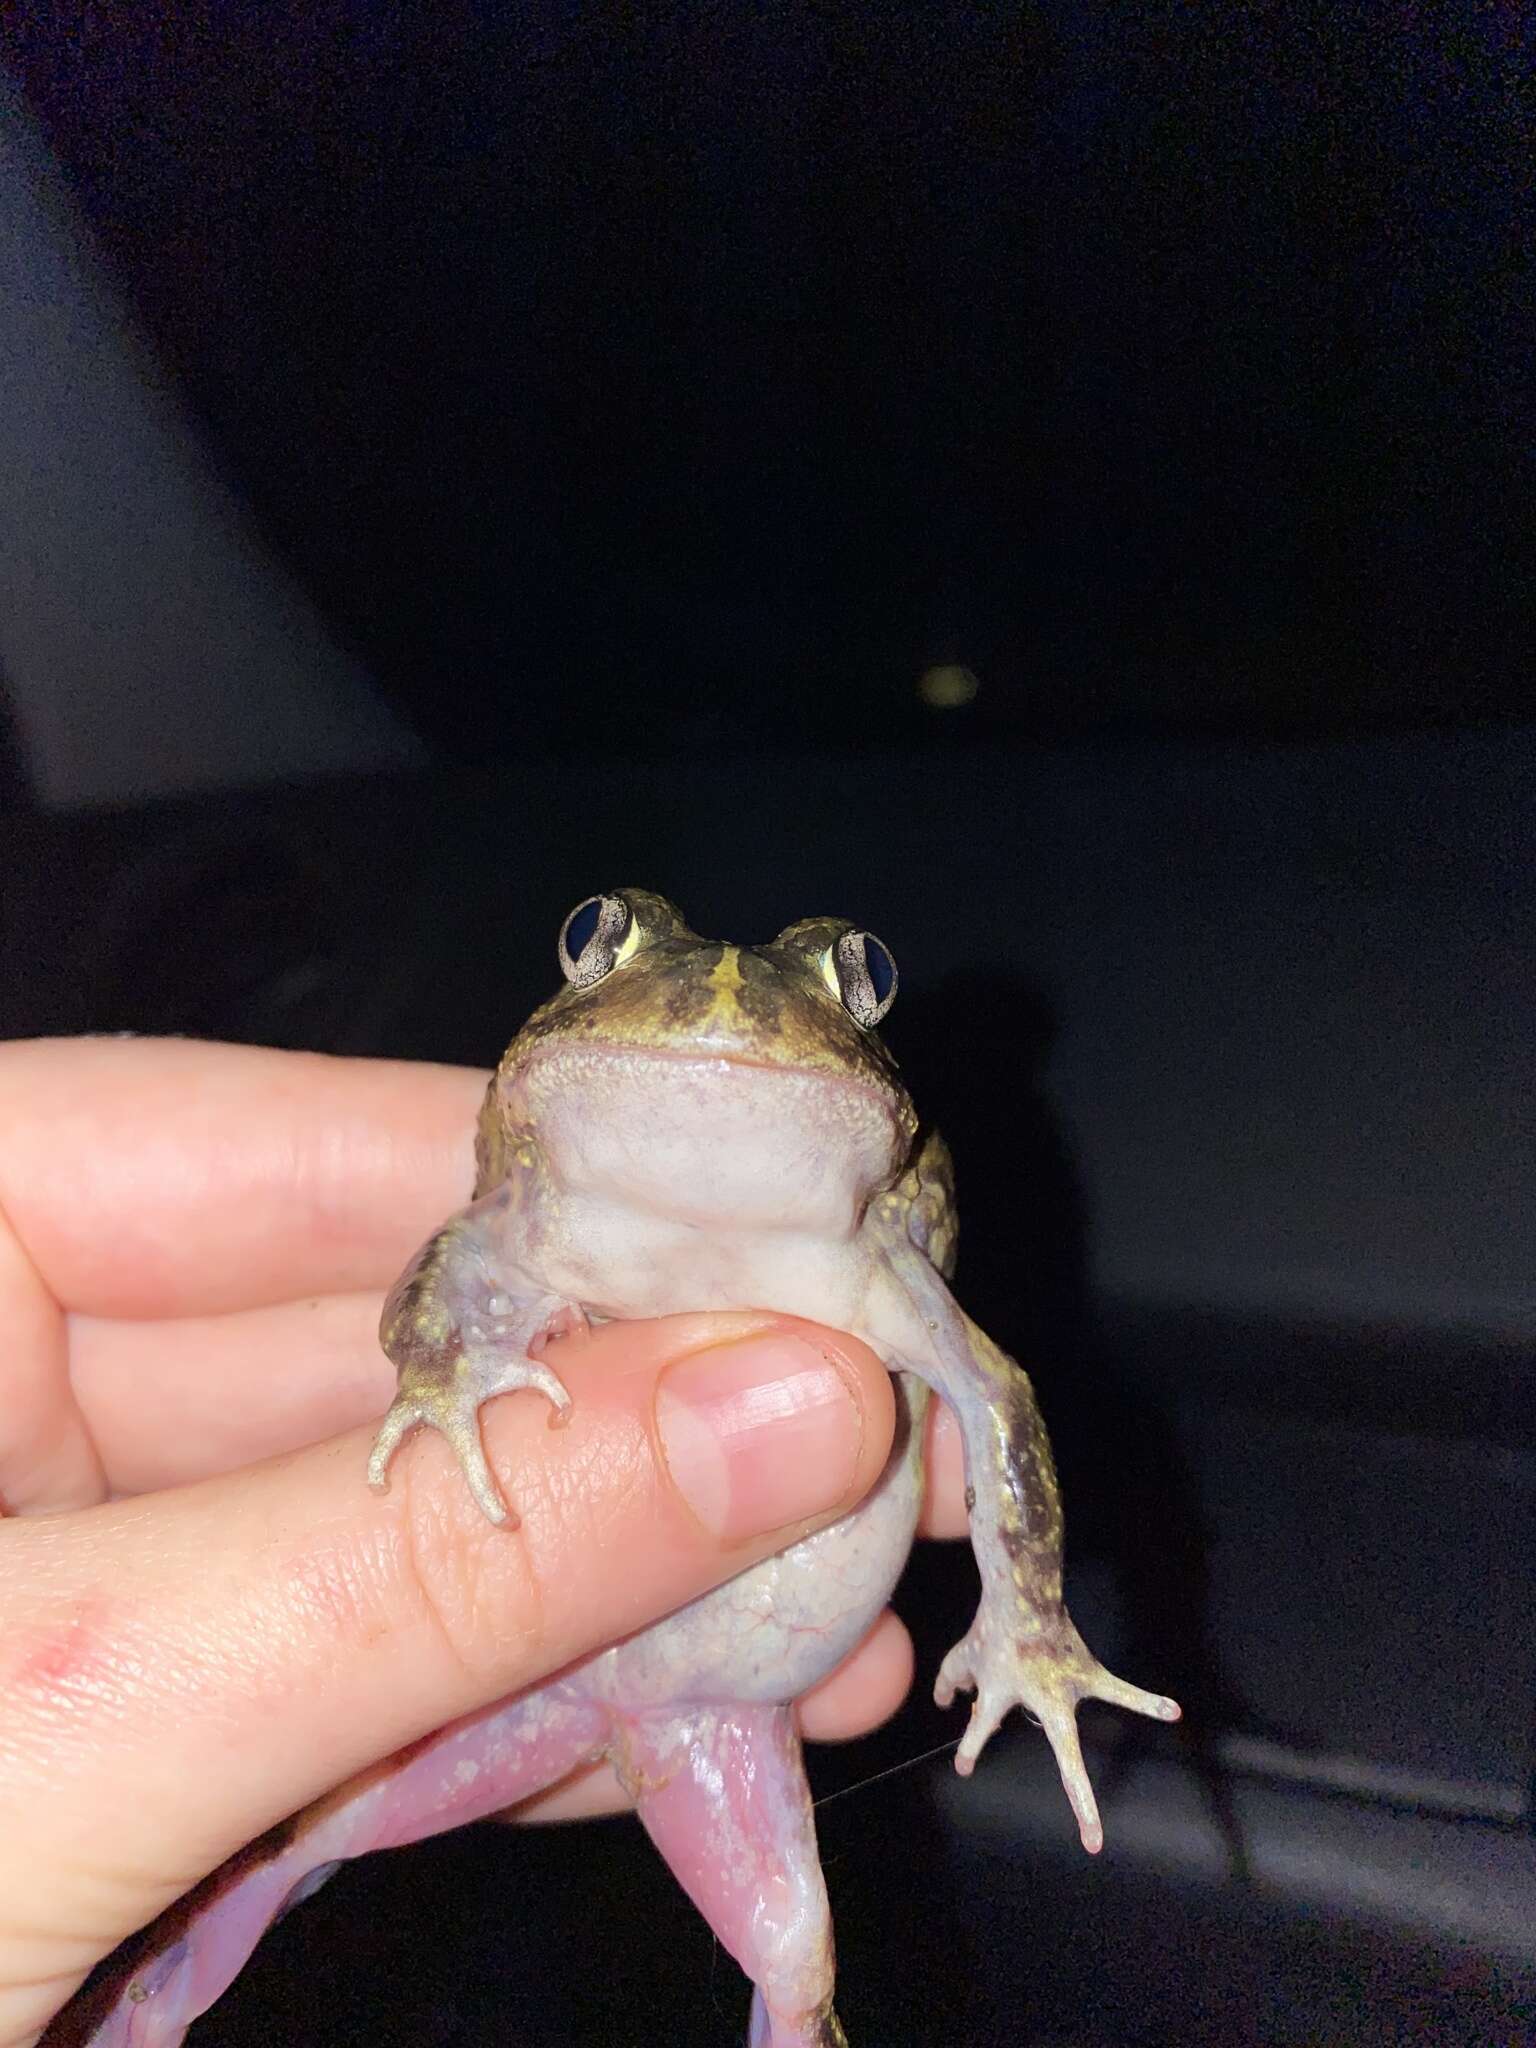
[62, 891, 1178, 2048]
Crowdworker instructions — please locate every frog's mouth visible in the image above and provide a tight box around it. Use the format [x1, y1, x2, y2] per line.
[509, 1042, 907, 1233]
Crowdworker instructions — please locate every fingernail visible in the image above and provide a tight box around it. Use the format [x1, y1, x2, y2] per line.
[656, 1334, 865, 1543]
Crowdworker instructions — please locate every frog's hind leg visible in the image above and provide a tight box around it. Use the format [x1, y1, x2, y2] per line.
[619, 1704, 846, 2048]
[48, 1683, 609, 2048]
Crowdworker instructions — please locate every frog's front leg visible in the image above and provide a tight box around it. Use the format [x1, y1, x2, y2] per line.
[618, 1706, 845, 2048]
[368, 1178, 582, 1525]
[870, 1197, 1180, 1853]
[50, 1685, 610, 2048]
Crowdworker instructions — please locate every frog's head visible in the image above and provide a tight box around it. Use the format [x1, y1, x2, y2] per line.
[494, 890, 917, 1229]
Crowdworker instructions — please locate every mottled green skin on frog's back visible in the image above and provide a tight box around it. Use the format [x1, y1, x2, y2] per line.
[476, 888, 917, 1196]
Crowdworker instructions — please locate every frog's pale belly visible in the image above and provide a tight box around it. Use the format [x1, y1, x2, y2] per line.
[530, 1190, 879, 1330]
[589, 1378, 928, 1709]
[515, 1188, 919, 1706]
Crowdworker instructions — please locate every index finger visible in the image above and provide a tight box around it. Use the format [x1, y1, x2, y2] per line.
[0, 1038, 487, 1320]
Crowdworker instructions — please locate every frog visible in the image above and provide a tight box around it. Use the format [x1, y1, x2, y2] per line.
[62, 890, 1178, 2047]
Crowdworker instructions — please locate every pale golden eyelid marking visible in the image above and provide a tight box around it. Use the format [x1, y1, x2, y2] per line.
[612, 915, 645, 969]
[712, 945, 745, 993]
[706, 944, 747, 1026]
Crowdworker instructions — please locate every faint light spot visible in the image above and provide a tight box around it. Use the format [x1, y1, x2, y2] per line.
[917, 664, 980, 709]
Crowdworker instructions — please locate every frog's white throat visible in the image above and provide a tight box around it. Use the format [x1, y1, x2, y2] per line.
[509, 1044, 905, 1236]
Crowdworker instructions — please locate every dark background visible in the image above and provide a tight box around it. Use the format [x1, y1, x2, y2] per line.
[7, 4, 1529, 761]
[4, 6, 1533, 2046]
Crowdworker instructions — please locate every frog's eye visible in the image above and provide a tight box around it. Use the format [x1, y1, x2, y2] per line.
[831, 929, 898, 1028]
[558, 894, 632, 988]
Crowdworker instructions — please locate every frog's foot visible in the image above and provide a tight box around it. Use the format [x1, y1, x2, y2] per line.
[747, 1989, 849, 2047]
[748, 1989, 849, 2047]
[368, 1301, 580, 1527]
[619, 1705, 846, 2048]
[935, 1612, 1180, 1853]
[47, 1685, 610, 2048]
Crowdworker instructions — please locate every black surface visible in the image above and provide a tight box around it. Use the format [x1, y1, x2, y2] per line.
[8, 7, 1528, 757]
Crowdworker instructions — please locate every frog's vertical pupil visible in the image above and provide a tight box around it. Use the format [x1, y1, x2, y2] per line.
[831, 926, 898, 1027]
[563, 897, 602, 961]
[559, 893, 632, 987]
[863, 937, 895, 1006]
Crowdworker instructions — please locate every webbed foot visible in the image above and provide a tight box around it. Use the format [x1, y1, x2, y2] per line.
[936, 1613, 1180, 1852]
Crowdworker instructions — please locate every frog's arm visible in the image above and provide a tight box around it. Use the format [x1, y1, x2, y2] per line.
[867, 1136, 1179, 1852]
[367, 1149, 582, 1525]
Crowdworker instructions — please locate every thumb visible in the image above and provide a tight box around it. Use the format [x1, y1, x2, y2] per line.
[0, 1313, 893, 2033]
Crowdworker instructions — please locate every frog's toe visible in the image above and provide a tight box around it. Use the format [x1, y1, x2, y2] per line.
[934, 1632, 1006, 1775]
[952, 1688, 1007, 1779]
[1041, 1666, 1177, 1852]
[1035, 1697, 1104, 1854]
[1087, 1665, 1182, 1724]
[367, 1350, 573, 1527]
[932, 1632, 979, 1713]
[367, 1380, 512, 1525]
[366, 1394, 423, 1493]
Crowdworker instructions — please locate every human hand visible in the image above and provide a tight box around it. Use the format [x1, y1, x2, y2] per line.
[0, 1038, 968, 2046]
